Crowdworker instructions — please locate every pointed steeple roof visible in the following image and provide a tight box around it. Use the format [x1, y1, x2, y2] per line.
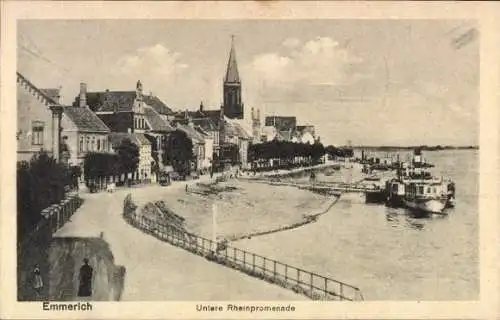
[224, 35, 240, 83]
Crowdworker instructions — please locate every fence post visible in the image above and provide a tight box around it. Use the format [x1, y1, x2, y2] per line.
[273, 261, 277, 282]
[324, 278, 328, 298]
[252, 254, 255, 273]
[263, 257, 266, 277]
[243, 251, 246, 266]
[297, 269, 300, 286]
[310, 273, 313, 297]
[340, 283, 343, 301]
[202, 238, 205, 252]
[285, 264, 288, 282]
[233, 247, 236, 262]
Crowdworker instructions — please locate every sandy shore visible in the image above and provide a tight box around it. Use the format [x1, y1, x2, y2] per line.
[137, 179, 332, 241]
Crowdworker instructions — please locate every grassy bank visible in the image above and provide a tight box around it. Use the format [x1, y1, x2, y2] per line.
[137, 179, 333, 242]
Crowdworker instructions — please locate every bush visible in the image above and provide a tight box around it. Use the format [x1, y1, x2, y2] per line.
[17, 151, 70, 241]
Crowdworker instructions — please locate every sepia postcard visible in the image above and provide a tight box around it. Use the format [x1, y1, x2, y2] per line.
[1, 1, 499, 319]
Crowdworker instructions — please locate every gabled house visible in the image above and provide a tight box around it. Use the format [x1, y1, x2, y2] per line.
[61, 105, 111, 176]
[173, 102, 222, 158]
[175, 120, 206, 172]
[224, 119, 252, 169]
[17, 72, 63, 162]
[194, 126, 213, 172]
[143, 105, 175, 176]
[109, 132, 153, 183]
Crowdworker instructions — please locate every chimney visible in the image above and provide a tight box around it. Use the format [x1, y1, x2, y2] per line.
[200, 101, 204, 112]
[54, 86, 62, 104]
[79, 82, 87, 107]
[184, 109, 189, 120]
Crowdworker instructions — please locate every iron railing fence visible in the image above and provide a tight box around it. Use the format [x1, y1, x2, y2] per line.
[125, 212, 364, 301]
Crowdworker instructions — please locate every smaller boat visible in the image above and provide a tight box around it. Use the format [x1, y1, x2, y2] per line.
[445, 180, 456, 208]
[403, 179, 448, 214]
[385, 178, 406, 208]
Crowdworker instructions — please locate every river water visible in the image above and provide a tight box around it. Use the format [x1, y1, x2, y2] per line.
[234, 150, 478, 300]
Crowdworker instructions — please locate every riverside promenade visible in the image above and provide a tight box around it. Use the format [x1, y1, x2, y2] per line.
[53, 175, 306, 300]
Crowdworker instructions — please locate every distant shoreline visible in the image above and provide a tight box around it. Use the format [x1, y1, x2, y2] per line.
[351, 145, 478, 151]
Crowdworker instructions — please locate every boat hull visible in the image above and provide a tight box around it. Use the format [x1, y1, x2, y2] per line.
[403, 197, 447, 214]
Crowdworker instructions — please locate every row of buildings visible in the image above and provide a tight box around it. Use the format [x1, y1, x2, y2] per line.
[16, 37, 319, 183]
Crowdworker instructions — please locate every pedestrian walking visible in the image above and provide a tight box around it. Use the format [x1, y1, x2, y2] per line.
[77, 258, 93, 297]
[32, 265, 43, 300]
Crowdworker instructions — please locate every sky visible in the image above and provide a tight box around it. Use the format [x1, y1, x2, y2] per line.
[17, 20, 478, 146]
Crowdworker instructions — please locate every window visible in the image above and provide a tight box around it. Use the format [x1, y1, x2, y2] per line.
[31, 121, 44, 145]
[86, 136, 90, 151]
[427, 187, 431, 194]
[91, 137, 96, 151]
[418, 186, 424, 194]
[97, 138, 101, 151]
[79, 136, 84, 152]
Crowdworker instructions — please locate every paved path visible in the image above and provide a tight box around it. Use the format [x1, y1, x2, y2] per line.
[55, 177, 306, 301]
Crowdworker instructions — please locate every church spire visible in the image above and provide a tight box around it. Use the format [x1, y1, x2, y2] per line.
[224, 35, 240, 83]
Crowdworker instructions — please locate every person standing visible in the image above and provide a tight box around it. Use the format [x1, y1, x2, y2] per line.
[32, 265, 43, 300]
[77, 258, 93, 297]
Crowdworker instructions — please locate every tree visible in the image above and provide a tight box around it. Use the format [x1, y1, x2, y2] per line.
[17, 151, 70, 240]
[311, 141, 325, 164]
[163, 130, 194, 176]
[116, 138, 140, 180]
[84, 152, 119, 187]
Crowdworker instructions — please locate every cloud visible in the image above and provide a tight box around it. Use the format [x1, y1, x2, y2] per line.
[115, 44, 188, 78]
[282, 37, 300, 48]
[243, 36, 367, 103]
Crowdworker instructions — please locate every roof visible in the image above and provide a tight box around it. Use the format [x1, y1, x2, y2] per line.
[176, 124, 205, 144]
[144, 106, 174, 132]
[173, 109, 223, 128]
[17, 72, 59, 106]
[109, 132, 151, 148]
[194, 126, 210, 137]
[63, 106, 110, 133]
[192, 118, 218, 132]
[80, 91, 137, 112]
[40, 88, 60, 103]
[143, 95, 174, 115]
[224, 121, 252, 140]
[225, 38, 240, 83]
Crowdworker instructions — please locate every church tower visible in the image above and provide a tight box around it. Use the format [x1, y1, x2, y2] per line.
[223, 36, 244, 119]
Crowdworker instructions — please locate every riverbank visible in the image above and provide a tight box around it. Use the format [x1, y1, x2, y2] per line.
[136, 179, 333, 242]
